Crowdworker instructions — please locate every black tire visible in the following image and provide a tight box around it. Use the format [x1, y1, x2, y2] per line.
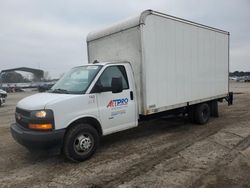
[194, 103, 210, 125]
[63, 123, 99, 162]
[210, 101, 219, 117]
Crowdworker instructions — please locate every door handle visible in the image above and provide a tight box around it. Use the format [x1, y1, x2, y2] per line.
[130, 91, 134, 100]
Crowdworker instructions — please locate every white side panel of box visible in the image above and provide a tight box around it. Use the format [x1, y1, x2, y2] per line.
[87, 27, 144, 114]
[142, 15, 229, 113]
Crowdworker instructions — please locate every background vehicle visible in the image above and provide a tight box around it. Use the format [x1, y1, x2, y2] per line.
[38, 83, 55, 92]
[0, 89, 7, 107]
[11, 10, 233, 162]
[244, 76, 250, 82]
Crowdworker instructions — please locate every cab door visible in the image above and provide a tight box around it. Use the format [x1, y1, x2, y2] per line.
[92, 64, 136, 135]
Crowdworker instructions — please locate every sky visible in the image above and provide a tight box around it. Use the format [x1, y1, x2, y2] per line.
[0, 0, 249, 78]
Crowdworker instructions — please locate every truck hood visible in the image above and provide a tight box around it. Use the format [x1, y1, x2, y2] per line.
[17, 93, 77, 110]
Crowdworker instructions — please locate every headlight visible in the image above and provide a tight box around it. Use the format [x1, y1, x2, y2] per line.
[29, 109, 54, 131]
[31, 109, 53, 119]
[34, 110, 47, 118]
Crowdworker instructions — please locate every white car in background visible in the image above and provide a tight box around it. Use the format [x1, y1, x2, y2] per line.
[244, 76, 250, 82]
[0, 89, 7, 107]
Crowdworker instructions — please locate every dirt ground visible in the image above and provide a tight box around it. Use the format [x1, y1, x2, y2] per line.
[0, 81, 250, 188]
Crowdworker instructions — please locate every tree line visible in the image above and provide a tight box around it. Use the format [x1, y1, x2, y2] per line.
[229, 71, 250, 77]
[0, 72, 31, 83]
[0, 71, 51, 83]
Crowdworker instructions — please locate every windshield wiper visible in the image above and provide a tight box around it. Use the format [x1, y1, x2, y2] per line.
[50, 88, 69, 94]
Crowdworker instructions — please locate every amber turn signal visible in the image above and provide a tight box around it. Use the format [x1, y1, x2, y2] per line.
[28, 123, 53, 130]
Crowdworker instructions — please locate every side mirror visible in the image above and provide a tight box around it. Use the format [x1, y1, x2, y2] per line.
[111, 77, 123, 93]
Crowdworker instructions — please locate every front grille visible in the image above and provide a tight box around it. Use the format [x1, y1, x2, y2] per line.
[15, 108, 31, 129]
[16, 107, 30, 117]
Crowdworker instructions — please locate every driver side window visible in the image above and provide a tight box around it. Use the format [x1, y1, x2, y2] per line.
[96, 65, 129, 92]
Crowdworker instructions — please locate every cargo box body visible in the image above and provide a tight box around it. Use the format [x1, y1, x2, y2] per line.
[87, 10, 229, 115]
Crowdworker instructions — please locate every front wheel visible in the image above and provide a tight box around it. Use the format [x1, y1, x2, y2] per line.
[63, 123, 99, 162]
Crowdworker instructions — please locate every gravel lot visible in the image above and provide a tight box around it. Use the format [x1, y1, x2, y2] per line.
[0, 81, 250, 188]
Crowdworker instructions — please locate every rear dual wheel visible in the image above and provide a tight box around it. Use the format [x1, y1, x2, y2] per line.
[188, 101, 220, 125]
[188, 103, 211, 125]
[194, 103, 210, 124]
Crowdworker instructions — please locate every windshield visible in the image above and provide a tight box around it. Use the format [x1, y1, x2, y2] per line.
[49, 65, 102, 94]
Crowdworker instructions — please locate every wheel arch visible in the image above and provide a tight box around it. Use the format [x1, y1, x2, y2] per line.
[66, 116, 103, 136]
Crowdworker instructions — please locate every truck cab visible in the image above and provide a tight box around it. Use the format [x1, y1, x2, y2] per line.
[11, 62, 138, 162]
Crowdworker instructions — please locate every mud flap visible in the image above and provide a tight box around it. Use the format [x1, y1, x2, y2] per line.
[225, 92, 233, 106]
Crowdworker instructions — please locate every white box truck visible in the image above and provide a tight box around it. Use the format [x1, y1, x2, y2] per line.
[11, 10, 233, 162]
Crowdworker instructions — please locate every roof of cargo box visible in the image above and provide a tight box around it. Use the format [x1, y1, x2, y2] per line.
[87, 10, 229, 42]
